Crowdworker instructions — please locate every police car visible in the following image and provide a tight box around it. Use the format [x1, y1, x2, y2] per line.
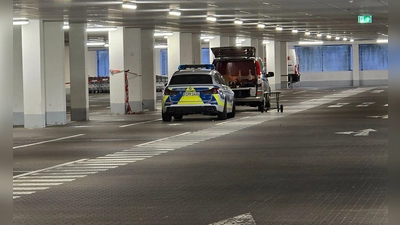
[162, 64, 235, 121]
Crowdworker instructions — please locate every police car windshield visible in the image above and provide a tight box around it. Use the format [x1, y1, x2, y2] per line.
[169, 75, 212, 85]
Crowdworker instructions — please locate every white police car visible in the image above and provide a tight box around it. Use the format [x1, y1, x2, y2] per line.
[162, 64, 235, 121]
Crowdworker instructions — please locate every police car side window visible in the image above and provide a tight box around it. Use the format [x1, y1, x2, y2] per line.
[215, 73, 226, 85]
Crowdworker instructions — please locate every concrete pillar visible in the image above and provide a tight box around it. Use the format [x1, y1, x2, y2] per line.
[266, 41, 287, 90]
[352, 44, 360, 86]
[167, 32, 180, 77]
[13, 26, 24, 126]
[21, 20, 46, 128]
[43, 22, 66, 125]
[69, 23, 89, 121]
[167, 32, 196, 76]
[141, 29, 156, 111]
[154, 48, 161, 75]
[109, 27, 142, 114]
[251, 38, 264, 59]
[242, 38, 251, 46]
[192, 33, 202, 64]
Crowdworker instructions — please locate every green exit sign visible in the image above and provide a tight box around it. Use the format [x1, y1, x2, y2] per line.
[358, 15, 372, 23]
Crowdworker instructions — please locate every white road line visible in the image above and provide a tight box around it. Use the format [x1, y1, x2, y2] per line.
[34, 172, 98, 175]
[119, 119, 161, 128]
[135, 132, 191, 147]
[48, 169, 107, 172]
[14, 179, 76, 182]
[13, 196, 20, 199]
[76, 163, 127, 166]
[13, 134, 86, 149]
[62, 166, 117, 169]
[13, 191, 36, 195]
[18, 175, 86, 179]
[13, 159, 88, 179]
[13, 187, 49, 191]
[13, 183, 63, 186]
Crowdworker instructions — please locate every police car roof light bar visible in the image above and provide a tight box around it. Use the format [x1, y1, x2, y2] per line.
[178, 64, 215, 70]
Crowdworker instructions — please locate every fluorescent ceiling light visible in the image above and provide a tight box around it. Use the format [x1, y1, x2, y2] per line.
[154, 32, 173, 37]
[169, 9, 181, 16]
[326, 35, 332, 39]
[305, 31, 311, 36]
[343, 37, 348, 41]
[200, 36, 214, 40]
[63, 25, 70, 30]
[234, 20, 243, 25]
[257, 23, 265, 28]
[376, 39, 388, 43]
[292, 29, 298, 33]
[104, 44, 109, 47]
[298, 41, 324, 45]
[262, 40, 270, 44]
[203, 39, 211, 42]
[13, 20, 29, 25]
[122, 2, 137, 9]
[87, 42, 106, 46]
[236, 38, 245, 43]
[275, 26, 283, 31]
[86, 27, 117, 32]
[206, 16, 217, 22]
[236, 43, 243, 46]
[335, 37, 340, 40]
[154, 45, 168, 49]
[350, 39, 355, 42]
[317, 33, 322, 37]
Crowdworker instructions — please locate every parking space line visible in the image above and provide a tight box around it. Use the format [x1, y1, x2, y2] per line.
[119, 119, 161, 128]
[13, 134, 86, 149]
[13, 159, 88, 179]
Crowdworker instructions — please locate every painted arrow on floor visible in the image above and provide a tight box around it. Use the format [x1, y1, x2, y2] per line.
[209, 213, 256, 225]
[335, 129, 377, 136]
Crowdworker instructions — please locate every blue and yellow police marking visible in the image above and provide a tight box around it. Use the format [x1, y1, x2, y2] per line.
[178, 86, 203, 105]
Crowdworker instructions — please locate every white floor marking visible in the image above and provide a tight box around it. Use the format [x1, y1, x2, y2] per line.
[335, 129, 377, 136]
[371, 90, 384, 93]
[367, 115, 388, 119]
[19, 175, 86, 179]
[13, 187, 49, 191]
[119, 119, 161, 128]
[356, 102, 375, 107]
[328, 103, 350, 108]
[13, 191, 36, 195]
[13, 183, 63, 186]
[13, 134, 86, 149]
[13, 159, 88, 179]
[135, 132, 191, 147]
[14, 87, 376, 200]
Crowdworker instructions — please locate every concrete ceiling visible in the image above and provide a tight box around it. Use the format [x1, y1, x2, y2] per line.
[13, 0, 388, 45]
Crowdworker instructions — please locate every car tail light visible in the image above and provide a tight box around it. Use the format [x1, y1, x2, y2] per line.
[202, 87, 220, 94]
[164, 89, 179, 95]
[255, 61, 262, 85]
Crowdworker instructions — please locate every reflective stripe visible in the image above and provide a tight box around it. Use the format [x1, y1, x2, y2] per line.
[212, 94, 224, 106]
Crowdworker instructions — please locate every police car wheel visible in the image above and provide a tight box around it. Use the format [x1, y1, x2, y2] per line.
[162, 112, 172, 122]
[227, 103, 235, 118]
[258, 96, 266, 113]
[218, 102, 228, 120]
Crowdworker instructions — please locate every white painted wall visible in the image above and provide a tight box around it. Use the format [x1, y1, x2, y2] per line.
[286, 41, 388, 88]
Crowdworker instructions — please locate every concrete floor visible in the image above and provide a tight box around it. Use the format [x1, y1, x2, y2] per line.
[13, 86, 388, 224]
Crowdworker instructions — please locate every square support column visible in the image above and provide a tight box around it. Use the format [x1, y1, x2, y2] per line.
[44, 22, 66, 125]
[13, 26, 24, 126]
[141, 29, 156, 111]
[69, 23, 89, 121]
[266, 41, 287, 90]
[352, 44, 360, 86]
[109, 27, 142, 114]
[21, 20, 46, 128]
